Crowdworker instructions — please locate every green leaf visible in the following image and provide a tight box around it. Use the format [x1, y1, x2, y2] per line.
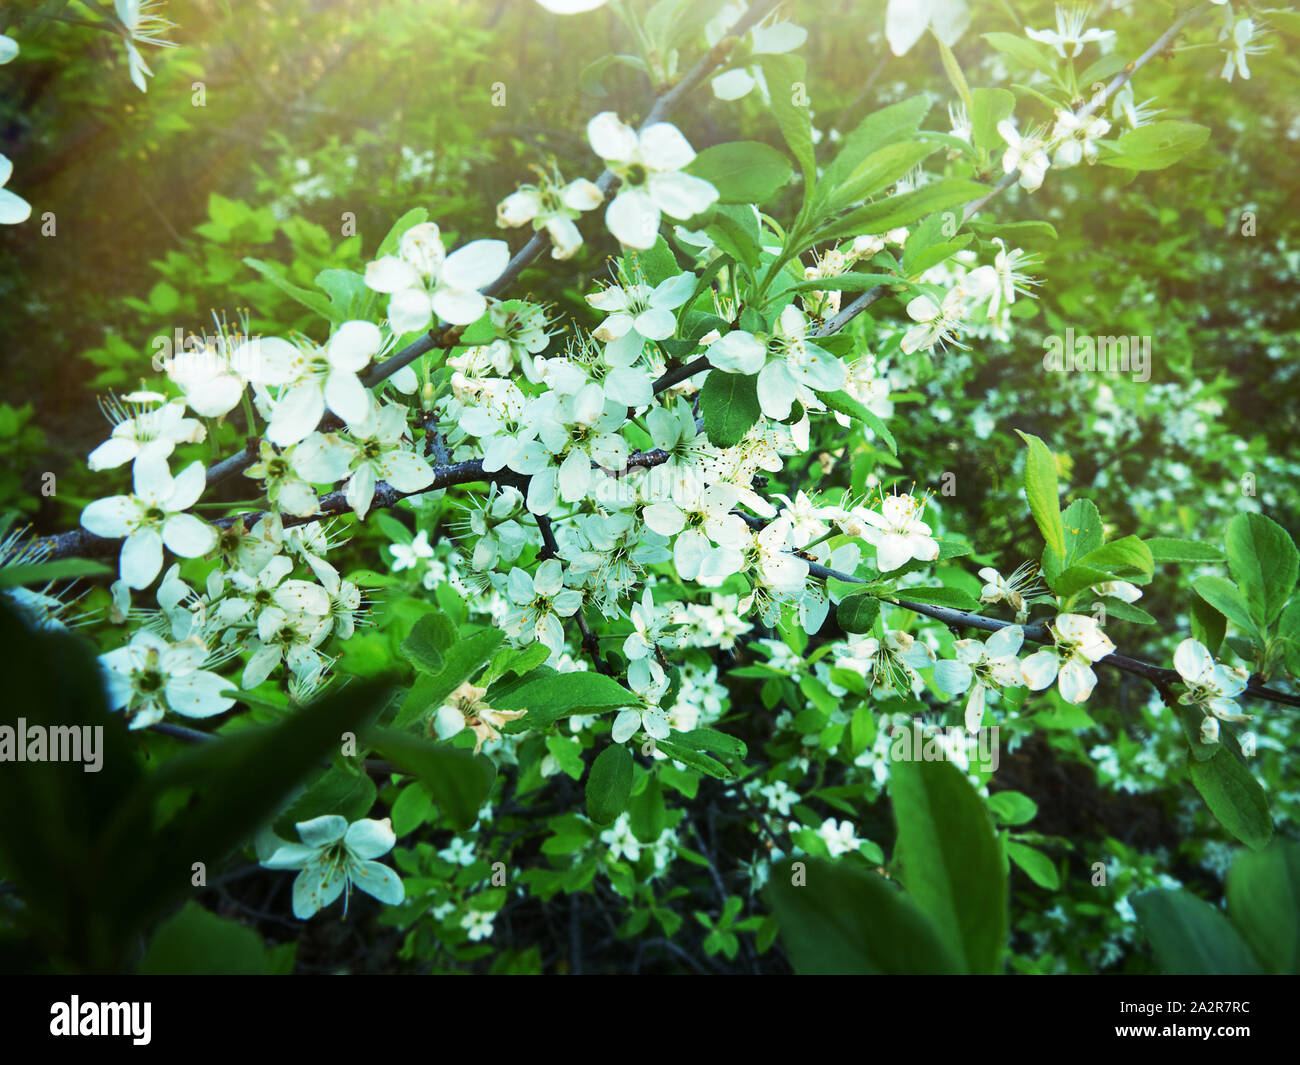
[700, 370, 762, 448]
[139, 902, 294, 975]
[1062, 498, 1104, 566]
[1050, 564, 1122, 599]
[399, 612, 454, 674]
[0, 558, 112, 588]
[701, 204, 762, 269]
[935, 35, 972, 113]
[837, 592, 881, 634]
[365, 727, 494, 831]
[622, 236, 680, 287]
[981, 32, 1062, 82]
[786, 271, 904, 295]
[813, 179, 988, 245]
[394, 626, 505, 727]
[275, 766, 377, 836]
[1097, 597, 1157, 625]
[1004, 841, 1059, 890]
[1225, 513, 1299, 628]
[654, 737, 733, 779]
[1193, 577, 1264, 644]
[1132, 889, 1265, 975]
[824, 141, 939, 212]
[244, 257, 337, 322]
[1192, 596, 1227, 655]
[671, 727, 747, 766]
[1146, 538, 1227, 564]
[820, 95, 931, 202]
[148, 280, 180, 315]
[586, 744, 633, 825]
[1078, 52, 1130, 88]
[315, 268, 370, 321]
[628, 775, 668, 843]
[1076, 535, 1154, 580]
[895, 586, 980, 610]
[766, 857, 961, 974]
[687, 141, 793, 205]
[1102, 121, 1211, 172]
[1187, 748, 1273, 851]
[760, 54, 815, 192]
[820, 390, 897, 454]
[987, 791, 1038, 826]
[1226, 842, 1300, 974]
[493, 670, 634, 731]
[1015, 430, 1066, 561]
[889, 753, 1007, 973]
[969, 87, 1015, 155]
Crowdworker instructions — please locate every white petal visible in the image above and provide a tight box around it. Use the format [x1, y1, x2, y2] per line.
[380, 449, 435, 492]
[0, 186, 31, 225]
[442, 239, 510, 291]
[431, 286, 488, 326]
[327, 320, 382, 372]
[387, 288, 435, 334]
[708, 330, 767, 374]
[267, 380, 326, 447]
[1058, 659, 1097, 704]
[325, 370, 373, 426]
[1020, 650, 1059, 690]
[588, 110, 638, 163]
[162, 513, 216, 558]
[165, 669, 236, 718]
[647, 171, 718, 220]
[364, 255, 420, 294]
[121, 528, 164, 589]
[81, 495, 138, 538]
[606, 189, 660, 249]
[167, 460, 207, 511]
[611, 709, 641, 744]
[885, 0, 937, 55]
[345, 818, 396, 860]
[756, 360, 795, 421]
[353, 860, 404, 904]
[638, 123, 696, 171]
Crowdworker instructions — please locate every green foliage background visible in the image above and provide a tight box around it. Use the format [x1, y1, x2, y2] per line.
[0, 0, 1298, 974]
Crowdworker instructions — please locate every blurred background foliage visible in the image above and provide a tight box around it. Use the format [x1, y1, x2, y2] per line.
[0, 0, 1298, 973]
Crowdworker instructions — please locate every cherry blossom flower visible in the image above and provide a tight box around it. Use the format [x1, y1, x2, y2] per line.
[1025, 5, 1115, 58]
[997, 119, 1052, 192]
[88, 394, 205, 471]
[1173, 638, 1250, 744]
[433, 681, 526, 752]
[587, 112, 719, 249]
[80, 454, 215, 589]
[933, 625, 1026, 731]
[859, 493, 940, 572]
[1021, 613, 1115, 704]
[497, 171, 603, 260]
[364, 221, 509, 332]
[100, 629, 236, 729]
[169, 334, 298, 420]
[260, 815, 404, 919]
[0, 154, 31, 225]
[265, 321, 383, 447]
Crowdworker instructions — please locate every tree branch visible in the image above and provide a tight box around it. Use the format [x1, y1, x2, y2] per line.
[802, 558, 1300, 710]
